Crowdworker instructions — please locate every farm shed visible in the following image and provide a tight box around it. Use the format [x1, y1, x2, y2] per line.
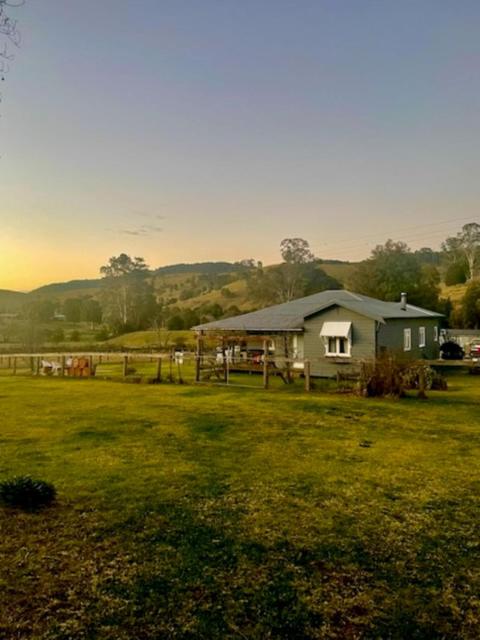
[193, 290, 443, 378]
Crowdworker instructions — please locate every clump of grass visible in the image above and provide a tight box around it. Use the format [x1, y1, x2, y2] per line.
[0, 476, 56, 510]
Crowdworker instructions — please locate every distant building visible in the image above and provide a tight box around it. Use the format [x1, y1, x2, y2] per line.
[193, 290, 443, 377]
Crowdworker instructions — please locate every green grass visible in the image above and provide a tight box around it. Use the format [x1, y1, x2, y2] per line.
[0, 374, 479, 638]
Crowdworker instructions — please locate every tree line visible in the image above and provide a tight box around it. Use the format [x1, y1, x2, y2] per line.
[6, 221, 480, 347]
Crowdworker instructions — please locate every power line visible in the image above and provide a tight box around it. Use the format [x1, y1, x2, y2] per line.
[315, 216, 478, 258]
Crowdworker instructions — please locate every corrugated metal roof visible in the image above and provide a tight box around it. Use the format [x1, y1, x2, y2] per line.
[192, 290, 443, 332]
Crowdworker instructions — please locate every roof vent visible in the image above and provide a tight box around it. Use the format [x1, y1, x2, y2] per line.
[400, 292, 407, 311]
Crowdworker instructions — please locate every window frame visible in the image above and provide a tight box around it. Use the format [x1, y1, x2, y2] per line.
[325, 335, 351, 358]
[419, 326, 426, 348]
[404, 328, 412, 352]
[433, 326, 439, 342]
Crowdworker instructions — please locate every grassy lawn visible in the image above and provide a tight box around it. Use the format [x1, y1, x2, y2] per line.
[0, 374, 479, 639]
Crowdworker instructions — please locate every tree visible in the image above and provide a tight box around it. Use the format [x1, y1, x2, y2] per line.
[280, 238, 315, 264]
[81, 299, 102, 325]
[63, 298, 83, 323]
[100, 254, 156, 333]
[348, 240, 442, 309]
[167, 315, 185, 330]
[442, 223, 480, 281]
[461, 280, 480, 328]
[247, 238, 339, 305]
[24, 299, 56, 323]
[444, 261, 467, 287]
[1, 0, 22, 100]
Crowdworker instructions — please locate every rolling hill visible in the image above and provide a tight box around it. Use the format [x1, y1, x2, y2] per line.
[0, 289, 27, 312]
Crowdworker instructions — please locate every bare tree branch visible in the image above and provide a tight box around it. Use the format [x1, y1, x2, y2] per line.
[0, 0, 23, 96]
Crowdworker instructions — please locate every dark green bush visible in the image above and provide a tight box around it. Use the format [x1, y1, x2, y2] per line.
[0, 476, 56, 510]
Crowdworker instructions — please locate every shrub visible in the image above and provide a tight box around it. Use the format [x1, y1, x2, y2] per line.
[69, 329, 81, 342]
[94, 328, 110, 341]
[0, 476, 56, 510]
[444, 261, 467, 286]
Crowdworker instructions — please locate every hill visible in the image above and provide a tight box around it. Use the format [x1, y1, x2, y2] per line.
[30, 279, 103, 300]
[0, 289, 27, 312]
[154, 261, 247, 276]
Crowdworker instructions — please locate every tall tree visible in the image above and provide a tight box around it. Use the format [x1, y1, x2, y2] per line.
[248, 238, 339, 304]
[442, 223, 480, 281]
[280, 238, 315, 264]
[348, 240, 441, 309]
[100, 254, 156, 332]
[461, 280, 480, 329]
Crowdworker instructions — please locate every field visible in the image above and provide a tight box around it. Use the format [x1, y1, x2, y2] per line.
[1, 374, 479, 639]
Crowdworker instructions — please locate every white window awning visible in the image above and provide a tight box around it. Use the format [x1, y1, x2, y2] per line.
[320, 321, 352, 338]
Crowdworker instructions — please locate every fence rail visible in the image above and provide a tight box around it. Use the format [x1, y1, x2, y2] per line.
[1, 352, 477, 393]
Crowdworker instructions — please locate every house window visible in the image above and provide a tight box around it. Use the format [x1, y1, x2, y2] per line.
[325, 336, 350, 357]
[320, 322, 353, 358]
[404, 328, 411, 351]
[419, 326, 426, 348]
[433, 326, 439, 342]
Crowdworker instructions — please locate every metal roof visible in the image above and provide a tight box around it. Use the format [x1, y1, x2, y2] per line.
[192, 290, 443, 333]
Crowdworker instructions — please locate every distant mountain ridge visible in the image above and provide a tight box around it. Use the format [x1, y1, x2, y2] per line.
[0, 260, 357, 313]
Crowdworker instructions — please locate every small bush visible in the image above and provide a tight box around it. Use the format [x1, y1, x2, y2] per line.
[95, 328, 110, 341]
[69, 329, 81, 342]
[0, 476, 56, 510]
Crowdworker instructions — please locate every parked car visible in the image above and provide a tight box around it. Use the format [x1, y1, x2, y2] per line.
[440, 341, 465, 360]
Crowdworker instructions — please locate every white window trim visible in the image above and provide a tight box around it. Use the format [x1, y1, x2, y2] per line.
[433, 326, 439, 342]
[419, 326, 426, 348]
[324, 336, 352, 358]
[404, 328, 412, 352]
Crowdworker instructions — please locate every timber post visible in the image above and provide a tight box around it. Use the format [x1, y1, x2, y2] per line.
[223, 339, 228, 383]
[156, 357, 162, 383]
[12, 357, 17, 376]
[418, 366, 427, 400]
[304, 359, 311, 392]
[263, 339, 269, 389]
[122, 355, 128, 379]
[61, 355, 66, 377]
[284, 334, 292, 384]
[195, 332, 202, 383]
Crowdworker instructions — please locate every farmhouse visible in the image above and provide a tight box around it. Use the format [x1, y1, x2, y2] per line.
[193, 290, 442, 377]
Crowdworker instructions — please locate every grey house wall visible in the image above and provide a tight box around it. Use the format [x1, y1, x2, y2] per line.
[377, 318, 440, 359]
[303, 305, 377, 377]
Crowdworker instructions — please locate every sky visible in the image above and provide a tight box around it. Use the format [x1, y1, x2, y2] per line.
[1, 0, 479, 290]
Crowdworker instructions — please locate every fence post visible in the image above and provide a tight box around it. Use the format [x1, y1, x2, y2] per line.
[61, 355, 66, 377]
[418, 366, 427, 399]
[12, 357, 16, 376]
[123, 355, 128, 379]
[304, 360, 311, 392]
[156, 357, 162, 383]
[195, 332, 202, 383]
[263, 339, 269, 389]
[35, 356, 41, 376]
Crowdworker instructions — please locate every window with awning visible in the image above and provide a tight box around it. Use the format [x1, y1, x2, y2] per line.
[320, 321, 352, 357]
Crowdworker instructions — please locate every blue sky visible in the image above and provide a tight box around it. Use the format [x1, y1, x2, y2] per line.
[1, 0, 479, 289]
